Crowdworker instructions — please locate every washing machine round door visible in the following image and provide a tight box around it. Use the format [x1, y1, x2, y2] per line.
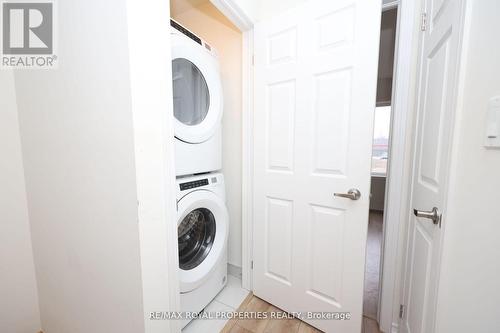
[177, 190, 228, 293]
[171, 35, 223, 144]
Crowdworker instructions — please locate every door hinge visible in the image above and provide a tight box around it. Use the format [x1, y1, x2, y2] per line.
[399, 304, 405, 319]
[251, 260, 254, 269]
[421, 12, 427, 31]
[252, 54, 255, 66]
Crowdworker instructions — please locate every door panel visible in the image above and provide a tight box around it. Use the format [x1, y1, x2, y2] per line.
[268, 28, 297, 64]
[316, 6, 355, 49]
[265, 197, 293, 284]
[267, 80, 296, 172]
[253, 1, 381, 332]
[312, 69, 351, 176]
[307, 204, 345, 306]
[418, 33, 450, 189]
[401, 0, 463, 332]
[407, 225, 432, 333]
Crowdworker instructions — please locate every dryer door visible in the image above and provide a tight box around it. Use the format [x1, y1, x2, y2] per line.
[171, 38, 223, 144]
[177, 190, 228, 293]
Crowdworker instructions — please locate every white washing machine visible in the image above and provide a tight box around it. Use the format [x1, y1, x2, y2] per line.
[176, 173, 228, 328]
[171, 20, 223, 176]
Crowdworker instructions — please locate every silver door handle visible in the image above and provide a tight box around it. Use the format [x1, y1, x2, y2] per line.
[334, 188, 361, 200]
[413, 207, 441, 226]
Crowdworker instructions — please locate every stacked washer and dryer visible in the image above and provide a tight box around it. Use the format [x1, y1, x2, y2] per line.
[170, 19, 229, 329]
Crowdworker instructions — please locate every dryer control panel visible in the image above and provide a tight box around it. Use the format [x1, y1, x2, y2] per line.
[170, 19, 202, 45]
[170, 19, 216, 57]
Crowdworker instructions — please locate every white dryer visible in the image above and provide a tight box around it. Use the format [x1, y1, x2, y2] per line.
[171, 20, 223, 176]
[176, 173, 228, 328]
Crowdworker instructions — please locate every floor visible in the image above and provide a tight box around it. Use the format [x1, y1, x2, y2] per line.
[363, 211, 383, 320]
[222, 295, 382, 333]
[184, 211, 384, 333]
[182, 275, 381, 333]
[182, 274, 250, 333]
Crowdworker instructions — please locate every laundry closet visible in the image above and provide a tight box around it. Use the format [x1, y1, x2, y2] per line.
[170, 0, 246, 329]
[170, 0, 243, 270]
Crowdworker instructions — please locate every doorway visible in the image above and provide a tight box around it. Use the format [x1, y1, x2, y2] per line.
[165, 0, 417, 332]
[363, 2, 398, 328]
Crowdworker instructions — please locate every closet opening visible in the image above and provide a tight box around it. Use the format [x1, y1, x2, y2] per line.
[170, 1, 250, 331]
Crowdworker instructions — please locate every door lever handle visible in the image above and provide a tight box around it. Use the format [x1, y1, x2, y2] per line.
[413, 207, 441, 226]
[334, 188, 361, 200]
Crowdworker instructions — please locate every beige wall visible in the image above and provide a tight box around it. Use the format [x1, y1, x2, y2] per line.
[0, 70, 41, 333]
[172, 0, 243, 267]
[436, 1, 500, 332]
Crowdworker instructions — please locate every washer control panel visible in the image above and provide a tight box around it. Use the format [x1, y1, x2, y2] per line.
[176, 173, 225, 202]
[179, 178, 209, 191]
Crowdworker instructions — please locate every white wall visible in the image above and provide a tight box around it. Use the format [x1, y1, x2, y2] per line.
[126, 0, 181, 331]
[436, 1, 500, 332]
[13, 0, 145, 332]
[0, 70, 41, 333]
[172, 0, 244, 268]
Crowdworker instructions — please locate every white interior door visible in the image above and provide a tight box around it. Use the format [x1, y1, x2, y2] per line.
[400, 0, 463, 332]
[252, 1, 381, 332]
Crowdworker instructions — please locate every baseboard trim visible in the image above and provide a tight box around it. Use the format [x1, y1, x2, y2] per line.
[228, 263, 242, 279]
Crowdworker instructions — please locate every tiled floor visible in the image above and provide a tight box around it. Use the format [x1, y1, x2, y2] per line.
[182, 274, 250, 333]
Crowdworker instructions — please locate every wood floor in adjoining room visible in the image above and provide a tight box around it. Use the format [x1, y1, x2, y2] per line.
[222, 295, 382, 333]
[363, 211, 383, 320]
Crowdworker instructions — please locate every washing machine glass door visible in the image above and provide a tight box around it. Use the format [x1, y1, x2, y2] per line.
[177, 190, 228, 292]
[172, 58, 210, 127]
[178, 207, 216, 270]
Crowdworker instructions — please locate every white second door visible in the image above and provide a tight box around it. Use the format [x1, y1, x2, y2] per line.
[400, 0, 464, 332]
[252, 0, 381, 332]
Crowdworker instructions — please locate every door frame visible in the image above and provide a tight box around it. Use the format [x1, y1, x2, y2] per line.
[378, 0, 423, 332]
[240, 28, 254, 291]
[127, 0, 181, 332]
